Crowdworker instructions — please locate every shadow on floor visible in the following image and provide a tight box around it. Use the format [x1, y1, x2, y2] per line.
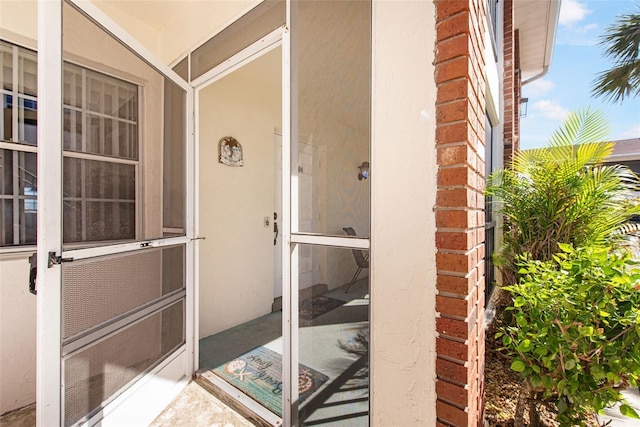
[198, 279, 370, 426]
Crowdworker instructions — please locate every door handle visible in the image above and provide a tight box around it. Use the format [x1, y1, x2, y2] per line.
[274, 212, 279, 245]
[28, 252, 37, 295]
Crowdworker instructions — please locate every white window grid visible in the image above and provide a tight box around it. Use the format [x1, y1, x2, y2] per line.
[62, 64, 139, 243]
[1, 41, 38, 246]
[0, 39, 141, 247]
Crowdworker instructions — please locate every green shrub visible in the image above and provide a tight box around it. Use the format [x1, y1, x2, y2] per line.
[498, 244, 640, 425]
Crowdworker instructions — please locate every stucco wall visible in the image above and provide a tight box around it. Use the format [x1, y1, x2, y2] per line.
[0, 0, 36, 48]
[0, 254, 36, 414]
[370, 0, 438, 424]
[198, 48, 282, 338]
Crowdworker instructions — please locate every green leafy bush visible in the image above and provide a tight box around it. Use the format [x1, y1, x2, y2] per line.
[498, 244, 640, 425]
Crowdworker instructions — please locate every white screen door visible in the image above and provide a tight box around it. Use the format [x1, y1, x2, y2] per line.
[36, 1, 194, 426]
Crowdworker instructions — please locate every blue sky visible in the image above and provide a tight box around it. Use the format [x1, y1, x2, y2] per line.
[520, 0, 640, 150]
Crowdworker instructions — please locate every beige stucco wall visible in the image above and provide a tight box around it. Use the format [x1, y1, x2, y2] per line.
[0, 254, 36, 414]
[198, 47, 282, 338]
[0, 0, 36, 48]
[370, 0, 438, 424]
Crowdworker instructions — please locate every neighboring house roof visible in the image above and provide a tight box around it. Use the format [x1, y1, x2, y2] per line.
[515, 0, 561, 83]
[608, 138, 640, 162]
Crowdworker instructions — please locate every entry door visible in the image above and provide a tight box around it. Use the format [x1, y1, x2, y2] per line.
[36, 1, 194, 426]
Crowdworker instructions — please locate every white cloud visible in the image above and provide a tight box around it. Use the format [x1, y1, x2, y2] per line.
[559, 0, 591, 26]
[530, 100, 570, 121]
[574, 23, 598, 34]
[523, 79, 554, 97]
[619, 124, 640, 139]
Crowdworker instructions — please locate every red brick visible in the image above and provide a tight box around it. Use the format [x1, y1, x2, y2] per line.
[437, 400, 471, 426]
[437, 99, 468, 123]
[437, 11, 470, 41]
[437, 273, 475, 295]
[436, 209, 475, 229]
[437, 1, 471, 20]
[437, 356, 472, 382]
[437, 294, 473, 318]
[437, 379, 469, 407]
[437, 252, 476, 273]
[435, 57, 470, 84]
[437, 316, 474, 340]
[437, 188, 475, 208]
[437, 122, 472, 145]
[437, 78, 469, 104]
[438, 167, 472, 187]
[436, 230, 475, 251]
[437, 145, 472, 167]
[436, 34, 470, 63]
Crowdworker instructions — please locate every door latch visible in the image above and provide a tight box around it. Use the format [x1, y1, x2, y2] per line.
[48, 251, 74, 268]
[273, 212, 279, 246]
[28, 253, 37, 295]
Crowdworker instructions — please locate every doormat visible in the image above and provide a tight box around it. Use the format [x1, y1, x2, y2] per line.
[299, 295, 345, 320]
[213, 346, 329, 416]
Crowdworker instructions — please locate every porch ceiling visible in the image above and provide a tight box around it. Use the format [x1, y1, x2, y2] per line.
[97, 0, 187, 30]
[514, 0, 561, 82]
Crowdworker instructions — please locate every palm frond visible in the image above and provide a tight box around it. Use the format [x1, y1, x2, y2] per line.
[486, 109, 640, 286]
[548, 109, 610, 148]
[591, 7, 640, 103]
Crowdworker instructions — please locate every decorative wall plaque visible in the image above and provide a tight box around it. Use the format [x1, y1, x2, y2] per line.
[219, 136, 243, 167]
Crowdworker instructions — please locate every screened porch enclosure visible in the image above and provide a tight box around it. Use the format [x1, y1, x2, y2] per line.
[194, 0, 371, 425]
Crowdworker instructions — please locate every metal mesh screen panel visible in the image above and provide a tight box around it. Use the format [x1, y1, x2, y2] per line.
[190, 0, 285, 81]
[62, 245, 184, 340]
[63, 301, 184, 427]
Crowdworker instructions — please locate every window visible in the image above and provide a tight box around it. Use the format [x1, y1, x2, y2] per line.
[1, 41, 38, 247]
[484, 113, 496, 298]
[0, 40, 139, 247]
[486, 0, 500, 60]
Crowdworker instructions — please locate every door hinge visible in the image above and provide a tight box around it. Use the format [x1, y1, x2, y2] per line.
[48, 251, 74, 268]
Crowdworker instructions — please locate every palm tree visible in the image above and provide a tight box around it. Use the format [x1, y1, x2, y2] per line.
[486, 109, 640, 286]
[592, 6, 640, 103]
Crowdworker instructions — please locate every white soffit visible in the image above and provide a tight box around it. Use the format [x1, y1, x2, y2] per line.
[514, 0, 561, 81]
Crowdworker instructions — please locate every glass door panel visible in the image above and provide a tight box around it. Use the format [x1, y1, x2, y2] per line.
[289, 0, 372, 424]
[296, 244, 369, 426]
[291, 0, 371, 238]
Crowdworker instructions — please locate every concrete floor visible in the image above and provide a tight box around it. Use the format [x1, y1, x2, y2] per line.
[598, 387, 640, 426]
[149, 382, 255, 427]
[0, 404, 35, 427]
[0, 383, 253, 427]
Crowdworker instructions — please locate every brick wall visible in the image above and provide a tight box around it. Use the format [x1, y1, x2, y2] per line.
[503, 0, 520, 164]
[434, 0, 487, 426]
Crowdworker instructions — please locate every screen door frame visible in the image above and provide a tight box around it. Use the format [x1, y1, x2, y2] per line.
[36, 1, 195, 425]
